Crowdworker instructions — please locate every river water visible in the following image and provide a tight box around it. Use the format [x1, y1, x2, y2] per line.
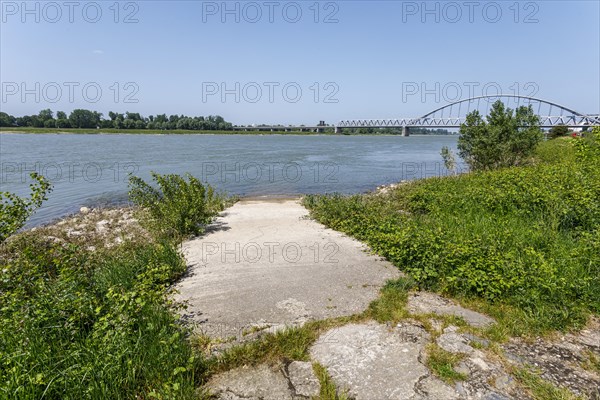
[0, 133, 460, 225]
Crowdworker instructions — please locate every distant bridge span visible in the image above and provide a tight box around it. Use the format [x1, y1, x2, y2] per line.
[336, 95, 600, 134]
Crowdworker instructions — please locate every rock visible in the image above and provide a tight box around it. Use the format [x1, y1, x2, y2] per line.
[66, 230, 84, 238]
[407, 292, 495, 328]
[286, 361, 320, 398]
[80, 207, 90, 214]
[484, 392, 512, 400]
[503, 337, 600, 398]
[470, 357, 491, 371]
[310, 322, 430, 400]
[416, 376, 459, 399]
[494, 374, 515, 391]
[45, 236, 63, 243]
[95, 220, 109, 234]
[465, 333, 491, 348]
[437, 331, 475, 355]
[207, 364, 292, 400]
[455, 361, 471, 376]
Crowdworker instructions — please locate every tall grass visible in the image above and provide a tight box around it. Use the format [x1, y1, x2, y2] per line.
[1, 172, 230, 398]
[0, 238, 202, 399]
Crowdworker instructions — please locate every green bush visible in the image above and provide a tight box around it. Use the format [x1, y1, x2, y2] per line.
[304, 147, 600, 333]
[128, 172, 224, 238]
[548, 124, 570, 139]
[0, 238, 202, 399]
[574, 126, 600, 166]
[534, 137, 576, 165]
[458, 100, 543, 171]
[0, 172, 51, 242]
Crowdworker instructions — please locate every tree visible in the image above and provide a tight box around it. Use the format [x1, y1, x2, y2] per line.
[0, 112, 16, 127]
[68, 109, 97, 128]
[56, 111, 67, 120]
[38, 109, 54, 122]
[56, 118, 70, 128]
[549, 124, 570, 139]
[458, 100, 542, 171]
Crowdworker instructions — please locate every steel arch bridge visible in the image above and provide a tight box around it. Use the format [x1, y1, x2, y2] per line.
[336, 95, 600, 134]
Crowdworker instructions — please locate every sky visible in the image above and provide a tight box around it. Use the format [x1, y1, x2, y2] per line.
[1, 0, 599, 125]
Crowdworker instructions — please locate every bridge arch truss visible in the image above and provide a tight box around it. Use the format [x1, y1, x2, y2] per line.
[337, 95, 600, 129]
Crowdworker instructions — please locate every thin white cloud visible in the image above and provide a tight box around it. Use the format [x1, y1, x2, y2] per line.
[92, 50, 104, 55]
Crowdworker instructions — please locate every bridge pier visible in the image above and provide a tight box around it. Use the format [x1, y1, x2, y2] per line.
[402, 126, 410, 137]
[335, 126, 341, 134]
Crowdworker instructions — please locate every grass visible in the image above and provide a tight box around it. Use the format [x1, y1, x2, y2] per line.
[513, 367, 585, 400]
[425, 344, 468, 384]
[366, 276, 414, 324]
[312, 362, 349, 400]
[582, 351, 600, 375]
[0, 237, 201, 399]
[199, 316, 360, 380]
[303, 134, 600, 336]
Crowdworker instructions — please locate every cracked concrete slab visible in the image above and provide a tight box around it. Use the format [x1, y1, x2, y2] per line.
[309, 322, 431, 400]
[175, 199, 400, 340]
[407, 292, 495, 328]
[207, 364, 293, 400]
[286, 361, 320, 398]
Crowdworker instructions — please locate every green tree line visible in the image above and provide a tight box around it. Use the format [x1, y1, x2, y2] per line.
[0, 109, 234, 131]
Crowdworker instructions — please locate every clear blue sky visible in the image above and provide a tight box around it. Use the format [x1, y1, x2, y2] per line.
[1, 0, 599, 125]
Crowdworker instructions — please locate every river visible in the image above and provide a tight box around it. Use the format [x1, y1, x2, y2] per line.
[0, 133, 461, 225]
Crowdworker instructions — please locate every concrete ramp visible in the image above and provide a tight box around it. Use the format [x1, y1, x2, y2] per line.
[175, 199, 399, 340]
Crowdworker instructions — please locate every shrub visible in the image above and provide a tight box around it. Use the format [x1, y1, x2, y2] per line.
[0, 238, 200, 399]
[458, 100, 543, 171]
[304, 148, 600, 333]
[128, 172, 224, 238]
[0, 172, 51, 242]
[548, 124, 570, 139]
[573, 126, 600, 165]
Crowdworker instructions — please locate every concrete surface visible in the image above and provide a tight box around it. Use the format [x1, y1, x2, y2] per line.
[175, 199, 400, 340]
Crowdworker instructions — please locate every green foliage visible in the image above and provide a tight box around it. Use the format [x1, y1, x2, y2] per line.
[0, 172, 51, 242]
[548, 124, 570, 139]
[534, 137, 576, 165]
[128, 172, 225, 238]
[573, 126, 600, 165]
[304, 144, 600, 333]
[0, 238, 201, 399]
[458, 100, 543, 171]
[4, 109, 234, 131]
